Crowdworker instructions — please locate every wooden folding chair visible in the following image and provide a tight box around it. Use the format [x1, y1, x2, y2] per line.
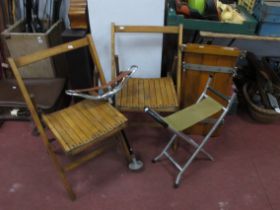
[8, 35, 135, 200]
[145, 76, 236, 187]
[111, 24, 183, 112]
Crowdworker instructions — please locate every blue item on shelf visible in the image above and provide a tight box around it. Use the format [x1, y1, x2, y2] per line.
[254, 1, 280, 36]
[254, 1, 280, 23]
[258, 22, 280, 36]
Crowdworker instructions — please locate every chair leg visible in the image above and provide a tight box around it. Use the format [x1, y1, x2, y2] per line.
[119, 130, 133, 162]
[172, 137, 179, 152]
[175, 171, 184, 188]
[174, 133, 214, 188]
[153, 134, 177, 163]
[152, 131, 215, 188]
[120, 130, 143, 171]
[172, 130, 214, 161]
[47, 147, 76, 200]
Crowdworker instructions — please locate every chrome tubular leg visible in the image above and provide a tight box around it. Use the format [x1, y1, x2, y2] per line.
[181, 135, 214, 161]
[170, 128, 214, 161]
[174, 171, 183, 188]
[153, 134, 177, 163]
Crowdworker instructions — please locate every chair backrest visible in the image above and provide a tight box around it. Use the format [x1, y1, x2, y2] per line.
[111, 23, 183, 102]
[7, 35, 106, 147]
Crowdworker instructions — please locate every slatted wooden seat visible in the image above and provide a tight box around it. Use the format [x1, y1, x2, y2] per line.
[111, 24, 183, 112]
[43, 100, 127, 155]
[116, 77, 178, 112]
[8, 35, 132, 200]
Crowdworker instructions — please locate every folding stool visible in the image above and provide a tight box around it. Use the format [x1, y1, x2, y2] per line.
[144, 76, 236, 187]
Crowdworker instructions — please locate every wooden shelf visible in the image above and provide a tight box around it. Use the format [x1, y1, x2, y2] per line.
[200, 31, 280, 41]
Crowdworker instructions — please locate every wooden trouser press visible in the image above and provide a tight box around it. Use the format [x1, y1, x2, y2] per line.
[181, 43, 241, 136]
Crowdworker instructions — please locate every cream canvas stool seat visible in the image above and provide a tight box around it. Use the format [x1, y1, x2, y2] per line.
[144, 76, 236, 187]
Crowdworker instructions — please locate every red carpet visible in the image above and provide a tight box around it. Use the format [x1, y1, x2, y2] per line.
[0, 112, 279, 210]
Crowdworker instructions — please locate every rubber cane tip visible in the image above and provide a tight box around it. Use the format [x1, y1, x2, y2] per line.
[174, 183, 179, 189]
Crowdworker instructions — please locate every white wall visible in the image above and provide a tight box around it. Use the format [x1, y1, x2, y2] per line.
[88, 0, 165, 81]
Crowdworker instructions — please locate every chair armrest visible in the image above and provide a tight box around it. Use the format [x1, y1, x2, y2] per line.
[66, 65, 138, 100]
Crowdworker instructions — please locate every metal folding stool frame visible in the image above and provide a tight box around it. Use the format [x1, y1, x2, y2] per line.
[144, 76, 236, 187]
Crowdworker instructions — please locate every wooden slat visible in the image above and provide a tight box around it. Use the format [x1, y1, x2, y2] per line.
[64, 141, 116, 172]
[111, 23, 116, 80]
[127, 79, 134, 108]
[114, 25, 179, 34]
[78, 105, 107, 138]
[66, 106, 96, 140]
[44, 114, 74, 152]
[149, 79, 157, 108]
[116, 85, 122, 107]
[200, 31, 280, 41]
[101, 103, 127, 124]
[75, 102, 99, 136]
[138, 79, 145, 108]
[132, 78, 139, 108]
[183, 43, 241, 57]
[86, 101, 123, 130]
[177, 24, 183, 104]
[58, 111, 88, 143]
[160, 78, 169, 107]
[99, 103, 125, 128]
[14, 38, 89, 67]
[87, 35, 107, 86]
[94, 103, 117, 129]
[120, 78, 128, 109]
[82, 102, 110, 133]
[164, 78, 175, 107]
[144, 79, 150, 108]
[8, 58, 52, 148]
[166, 77, 178, 106]
[154, 78, 163, 107]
